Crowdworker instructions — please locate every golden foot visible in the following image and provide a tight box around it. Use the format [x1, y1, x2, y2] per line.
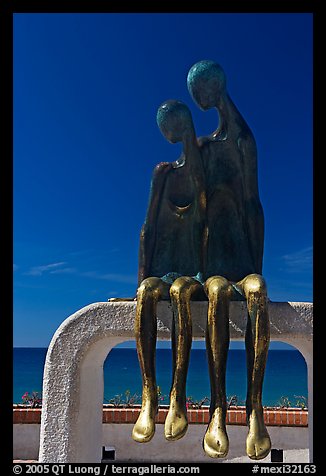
[164, 400, 188, 441]
[203, 407, 229, 458]
[132, 403, 157, 443]
[246, 408, 271, 460]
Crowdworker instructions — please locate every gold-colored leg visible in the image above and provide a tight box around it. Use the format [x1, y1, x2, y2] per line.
[239, 274, 271, 460]
[164, 276, 202, 441]
[202, 276, 231, 458]
[132, 277, 169, 443]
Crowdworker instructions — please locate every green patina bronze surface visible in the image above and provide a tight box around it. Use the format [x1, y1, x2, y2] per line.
[138, 100, 206, 287]
[187, 60, 264, 282]
[133, 60, 271, 461]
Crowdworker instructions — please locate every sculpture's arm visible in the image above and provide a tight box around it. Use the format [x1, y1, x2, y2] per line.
[238, 135, 265, 274]
[137, 162, 172, 286]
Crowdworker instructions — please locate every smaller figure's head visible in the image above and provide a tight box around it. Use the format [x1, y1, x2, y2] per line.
[187, 60, 227, 110]
[156, 100, 193, 143]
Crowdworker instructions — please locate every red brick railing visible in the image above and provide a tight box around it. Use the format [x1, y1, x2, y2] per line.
[13, 406, 308, 427]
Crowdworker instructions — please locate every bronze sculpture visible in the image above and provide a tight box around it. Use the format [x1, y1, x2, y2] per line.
[187, 60, 271, 460]
[132, 61, 271, 461]
[132, 100, 206, 443]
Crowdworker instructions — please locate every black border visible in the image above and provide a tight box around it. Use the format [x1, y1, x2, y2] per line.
[3, 0, 320, 470]
[1, 0, 14, 469]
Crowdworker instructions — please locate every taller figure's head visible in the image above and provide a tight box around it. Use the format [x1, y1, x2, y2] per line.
[187, 60, 227, 111]
[157, 99, 194, 144]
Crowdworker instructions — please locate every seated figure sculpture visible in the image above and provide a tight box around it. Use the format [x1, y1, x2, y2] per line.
[132, 99, 207, 443]
[133, 61, 271, 461]
[187, 60, 271, 460]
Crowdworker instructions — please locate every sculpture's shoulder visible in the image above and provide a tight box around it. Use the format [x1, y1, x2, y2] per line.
[149, 162, 173, 194]
[237, 124, 256, 149]
[237, 130, 257, 161]
[152, 161, 173, 179]
[197, 135, 211, 148]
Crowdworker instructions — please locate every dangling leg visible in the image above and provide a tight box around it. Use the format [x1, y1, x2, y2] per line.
[164, 276, 203, 441]
[203, 276, 231, 458]
[132, 277, 169, 443]
[239, 273, 271, 460]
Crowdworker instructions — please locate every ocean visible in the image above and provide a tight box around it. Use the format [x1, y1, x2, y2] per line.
[13, 347, 308, 407]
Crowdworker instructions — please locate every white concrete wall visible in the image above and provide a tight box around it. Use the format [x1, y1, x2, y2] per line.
[14, 423, 309, 463]
[108, 425, 309, 463]
[39, 301, 313, 463]
[14, 424, 40, 461]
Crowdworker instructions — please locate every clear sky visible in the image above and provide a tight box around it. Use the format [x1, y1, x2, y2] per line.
[13, 13, 313, 347]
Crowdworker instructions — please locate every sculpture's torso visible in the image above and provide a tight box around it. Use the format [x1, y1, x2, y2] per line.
[149, 158, 205, 278]
[200, 108, 262, 282]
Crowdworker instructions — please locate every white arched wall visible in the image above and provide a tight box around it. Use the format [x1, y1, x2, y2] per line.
[39, 301, 313, 463]
[268, 336, 312, 462]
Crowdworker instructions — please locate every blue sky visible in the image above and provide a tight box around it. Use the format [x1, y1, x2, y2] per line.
[13, 13, 313, 347]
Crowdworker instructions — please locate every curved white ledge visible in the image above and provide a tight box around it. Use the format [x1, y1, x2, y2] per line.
[39, 301, 313, 463]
